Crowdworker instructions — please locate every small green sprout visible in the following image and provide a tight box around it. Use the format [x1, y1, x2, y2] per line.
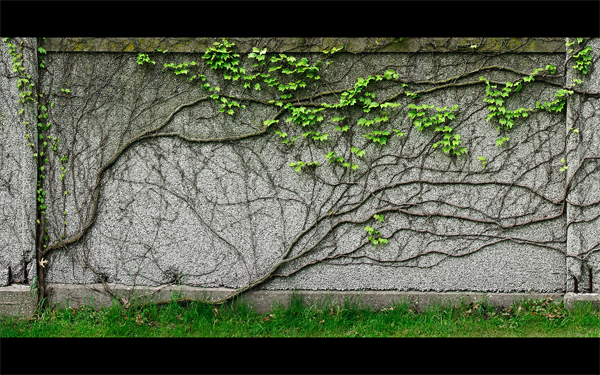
[560, 158, 568, 172]
[495, 137, 510, 147]
[364, 226, 387, 247]
[477, 156, 488, 169]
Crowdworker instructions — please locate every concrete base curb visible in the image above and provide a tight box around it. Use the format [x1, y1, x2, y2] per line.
[235, 290, 570, 313]
[563, 292, 600, 310]
[2, 284, 599, 317]
[0, 285, 38, 318]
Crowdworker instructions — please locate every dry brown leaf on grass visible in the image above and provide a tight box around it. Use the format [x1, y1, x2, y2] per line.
[120, 297, 130, 309]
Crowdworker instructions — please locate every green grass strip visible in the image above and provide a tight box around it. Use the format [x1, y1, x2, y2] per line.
[1, 294, 598, 337]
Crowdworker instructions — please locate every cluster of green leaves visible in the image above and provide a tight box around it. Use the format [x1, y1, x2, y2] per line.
[4, 38, 72, 252]
[248, 46, 268, 65]
[274, 129, 297, 145]
[407, 104, 466, 155]
[162, 58, 212, 87]
[566, 38, 580, 54]
[250, 47, 324, 98]
[535, 88, 573, 113]
[163, 61, 196, 75]
[479, 70, 551, 148]
[363, 130, 391, 145]
[156, 38, 592, 179]
[350, 146, 366, 158]
[261, 53, 321, 97]
[275, 68, 403, 170]
[495, 137, 510, 147]
[158, 44, 245, 116]
[357, 111, 389, 127]
[36, 186, 46, 215]
[4, 38, 35, 107]
[270, 54, 321, 79]
[479, 61, 580, 151]
[38, 46, 47, 69]
[5, 38, 26, 74]
[323, 71, 398, 109]
[202, 39, 245, 81]
[264, 68, 403, 173]
[403, 82, 420, 99]
[136, 53, 155, 66]
[34, 100, 66, 235]
[288, 160, 320, 172]
[322, 46, 344, 54]
[477, 156, 487, 169]
[364, 214, 387, 247]
[332, 116, 349, 132]
[4, 38, 46, 200]
[559, 158, 568, 172]
[302, 130, 329, 142]
[480, 76, 535, 133]
[37, 95, 62, 246]
[284, 105, 325, 127]
[407, 104, 457, 131]
[194, 41, 255, 115]
[572, 45, 593, 75]
[357, 91, 380, 113]
[215, 96, 246, 116]
[325, 151, 359, 170]
[432, 127, 466, 155]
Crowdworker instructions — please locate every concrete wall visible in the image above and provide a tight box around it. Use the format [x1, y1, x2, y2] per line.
[1, 38, 598, 311]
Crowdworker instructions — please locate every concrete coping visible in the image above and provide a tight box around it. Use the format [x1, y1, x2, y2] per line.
[41, 38, 567, 54]
[2, 284, 599, 318]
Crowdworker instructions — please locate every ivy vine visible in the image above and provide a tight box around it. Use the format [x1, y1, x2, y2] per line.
[3, 37, 599, 305]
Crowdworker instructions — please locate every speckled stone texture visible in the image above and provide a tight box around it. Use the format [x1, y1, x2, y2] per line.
[566, 38, 600, 293]
[0, 38, 38, 286]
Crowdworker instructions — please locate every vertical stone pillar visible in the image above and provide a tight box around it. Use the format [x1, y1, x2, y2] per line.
[565, 37, 600, 293]
[0, 37, 38, 287]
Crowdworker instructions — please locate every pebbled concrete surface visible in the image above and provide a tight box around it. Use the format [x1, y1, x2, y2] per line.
[0, 38, 38, 287]
[0, 284, 38, 318]
[563, 292, 600, 310]
[37, 47, 569, 293]
[565, 37, 600, 294]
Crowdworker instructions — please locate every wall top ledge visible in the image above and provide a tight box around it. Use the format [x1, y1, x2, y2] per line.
[42, 37, 567, 54]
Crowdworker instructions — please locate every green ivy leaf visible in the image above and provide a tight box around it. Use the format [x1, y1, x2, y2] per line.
[384, 69, 396, 80]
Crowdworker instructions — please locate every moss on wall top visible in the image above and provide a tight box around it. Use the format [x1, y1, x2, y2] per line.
[43, 37, 566, 53]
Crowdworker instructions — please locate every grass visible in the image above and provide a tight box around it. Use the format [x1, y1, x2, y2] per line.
[1, 294, 599, 337]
